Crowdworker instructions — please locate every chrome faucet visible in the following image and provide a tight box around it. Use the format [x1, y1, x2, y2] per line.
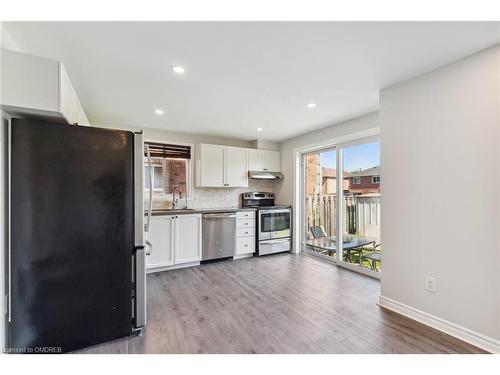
[172, 185, 182, 209]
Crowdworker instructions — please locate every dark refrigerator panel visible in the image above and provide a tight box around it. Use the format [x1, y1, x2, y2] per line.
[10, 119, 134, 353]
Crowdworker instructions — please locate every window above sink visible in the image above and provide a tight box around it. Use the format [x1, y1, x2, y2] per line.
[144, 141, 192, 210]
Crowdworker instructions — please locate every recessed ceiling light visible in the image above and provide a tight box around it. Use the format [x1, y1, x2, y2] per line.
[257, 127, 264, 132]
[307, 102, 317, 109]
[154, 109, 164, 115]
[171, 65, 185, 74]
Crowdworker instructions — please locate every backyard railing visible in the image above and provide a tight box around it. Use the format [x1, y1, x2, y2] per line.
[305, 194, 381, 239]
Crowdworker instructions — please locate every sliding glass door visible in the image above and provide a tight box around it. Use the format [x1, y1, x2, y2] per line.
[341, 141, 381, 271]
[302, 139, 381, 275]
[302, 147, 338, 259]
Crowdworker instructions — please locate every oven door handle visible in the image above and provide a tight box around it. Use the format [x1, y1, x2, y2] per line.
[258, 209, 291, 215]
[260, 238, 291, 244]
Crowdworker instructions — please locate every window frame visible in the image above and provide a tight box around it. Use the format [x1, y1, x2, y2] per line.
[144, 138, 194, 199]
[372, 176, 380, 184]
[144, 163, 164, 192]
[352, 177, 361, 184]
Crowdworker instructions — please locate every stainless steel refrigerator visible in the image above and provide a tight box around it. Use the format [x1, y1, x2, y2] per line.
[8, 118, 146, 353]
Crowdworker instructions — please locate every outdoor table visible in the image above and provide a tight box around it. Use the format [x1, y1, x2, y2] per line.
[305, 234, 376, 262]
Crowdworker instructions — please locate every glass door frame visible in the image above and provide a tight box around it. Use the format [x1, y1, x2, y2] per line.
[298, 133, 381, 279]
[300, 146, 341, 264]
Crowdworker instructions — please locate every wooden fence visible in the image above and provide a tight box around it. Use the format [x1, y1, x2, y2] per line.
[305, 194, 381, 239]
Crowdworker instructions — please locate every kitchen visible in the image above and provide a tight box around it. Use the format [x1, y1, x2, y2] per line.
[144, 140, 292, 272]
[1, 47, 292, 353]
[2, 19, 499, 359]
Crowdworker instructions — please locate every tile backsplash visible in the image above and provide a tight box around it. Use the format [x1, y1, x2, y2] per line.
[190, 179, 274, 208]
[148, 179, 275, 210]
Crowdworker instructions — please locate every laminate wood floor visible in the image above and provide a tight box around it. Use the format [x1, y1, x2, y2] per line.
[76, 253, 485, 354]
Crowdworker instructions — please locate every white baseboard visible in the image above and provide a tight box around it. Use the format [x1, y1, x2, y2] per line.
[378, 295, 500, 354]
[233, 253, 254, 260]
[146, 261, 200, 274]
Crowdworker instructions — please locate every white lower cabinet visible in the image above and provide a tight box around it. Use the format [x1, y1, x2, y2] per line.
[146, 214, 202, 272]
[146, 216, 175, 269]
[175, 214, 202, 264]
[235, 211, 256, 256]
[236, 236, 255, 255]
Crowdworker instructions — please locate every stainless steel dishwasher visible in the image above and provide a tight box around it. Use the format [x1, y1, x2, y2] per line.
[202, 212, 236, 261]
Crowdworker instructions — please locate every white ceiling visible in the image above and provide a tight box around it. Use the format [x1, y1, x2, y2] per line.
[3, 22, 500, 141]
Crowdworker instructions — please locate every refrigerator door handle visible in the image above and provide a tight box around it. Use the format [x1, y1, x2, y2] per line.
[134, 132, 145, 247]
[134, 247, 146, 327]
[145, 143, 153, 233]
[145, 240, 153, 256]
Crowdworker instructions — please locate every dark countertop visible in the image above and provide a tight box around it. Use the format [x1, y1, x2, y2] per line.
[148, 207, 257, 216]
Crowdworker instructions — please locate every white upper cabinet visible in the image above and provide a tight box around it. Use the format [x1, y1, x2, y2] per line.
[248, 149, 264, 171]
[1, 49, 90, 126]
[196, 144, 249, 187]
[263, 150, 280, 172]
[225, 146, 248, 187]
[196, 144, 226, 187]
[248, 149, 280, 172]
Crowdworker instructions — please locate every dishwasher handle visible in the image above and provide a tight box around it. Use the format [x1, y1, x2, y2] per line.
[203, 213, 237, 219]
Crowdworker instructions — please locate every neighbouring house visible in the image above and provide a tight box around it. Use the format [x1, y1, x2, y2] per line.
[321, 168, 351, 194]
[348, 166, 380, 194]
[304, 153, 351, 195]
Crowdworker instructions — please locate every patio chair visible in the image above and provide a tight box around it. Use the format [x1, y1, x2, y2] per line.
[309, 225, 335, 257]
[360, 242, 381, 271]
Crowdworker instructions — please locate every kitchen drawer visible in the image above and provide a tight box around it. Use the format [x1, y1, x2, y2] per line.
[236, 236, 255, 255]
[237, 227, 255, 237]
[237, 219, 255, 228]
[237, 210, 255, 220]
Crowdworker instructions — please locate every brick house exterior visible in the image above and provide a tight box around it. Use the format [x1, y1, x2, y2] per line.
[305, 153, 320, 195]
[149, 157, 188, 195]
[321, 168, 351, 194]
[304, 153, 351, 195]
[349, 166, 380, 194]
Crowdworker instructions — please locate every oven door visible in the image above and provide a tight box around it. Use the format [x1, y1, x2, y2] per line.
[258, 209, 291, 240]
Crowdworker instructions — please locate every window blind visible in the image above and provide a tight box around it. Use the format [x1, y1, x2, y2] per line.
[145, 142, 191, 159]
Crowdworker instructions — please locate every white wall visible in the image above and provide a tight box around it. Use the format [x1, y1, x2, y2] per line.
[251, 139, 280, 151]
[1, 24, 21, 52]
[275, 112, 379, 205]
[380, 45, 500, 349]
[97, 122, 254, 149]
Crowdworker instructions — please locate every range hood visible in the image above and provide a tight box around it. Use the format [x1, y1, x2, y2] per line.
[248, 170, 284, 180]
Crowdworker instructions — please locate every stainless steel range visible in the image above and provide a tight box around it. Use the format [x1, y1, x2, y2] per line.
[241, 192, 292, 256]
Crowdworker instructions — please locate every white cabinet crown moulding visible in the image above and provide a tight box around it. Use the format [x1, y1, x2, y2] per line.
[1, 49, 90, 126]
[195, 143, 281, 188]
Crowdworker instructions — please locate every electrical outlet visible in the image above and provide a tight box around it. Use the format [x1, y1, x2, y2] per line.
[424, 276, 437, 292]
